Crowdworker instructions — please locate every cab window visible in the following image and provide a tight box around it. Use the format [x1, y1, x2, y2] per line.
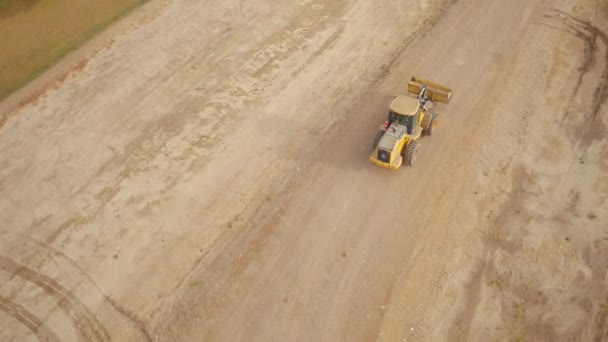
[389, 111, 414, 129]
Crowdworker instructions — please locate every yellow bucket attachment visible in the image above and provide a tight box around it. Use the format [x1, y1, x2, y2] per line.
[407, 76, 452, 104]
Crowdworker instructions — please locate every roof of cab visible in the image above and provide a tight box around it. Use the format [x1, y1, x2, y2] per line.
[389, 95, 420, 116]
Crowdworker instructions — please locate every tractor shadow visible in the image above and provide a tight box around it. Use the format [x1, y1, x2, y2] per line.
[253, 113, 384, 173]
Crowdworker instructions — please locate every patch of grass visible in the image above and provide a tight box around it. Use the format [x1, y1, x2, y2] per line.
[513, 301, 526, 320]
[0, 0, 149, 100]
[341, 251, 347, 258]
[588, 212, 597, 220]
[488, 279, 502, 288]
[600, 296, 608, 310]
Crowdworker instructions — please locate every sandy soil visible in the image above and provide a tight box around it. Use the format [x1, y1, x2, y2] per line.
[0, 0, 607, 341]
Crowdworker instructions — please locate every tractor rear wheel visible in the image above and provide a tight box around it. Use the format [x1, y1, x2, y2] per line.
[372, 130, 384, 150]
[423, 113, 439, 136]
[403, 140, 420, 166]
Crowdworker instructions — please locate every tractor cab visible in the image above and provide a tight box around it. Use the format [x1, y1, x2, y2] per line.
[369, 76, 453, 170]
[388, 95, 420, 135]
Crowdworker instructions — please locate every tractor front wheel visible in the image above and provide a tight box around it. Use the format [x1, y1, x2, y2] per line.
[403, 140, 420, 166]
[372, 130, 384, 150]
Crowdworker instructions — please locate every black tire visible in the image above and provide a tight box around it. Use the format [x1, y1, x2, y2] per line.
[372, 130, 384, 150]
[403, 140, 420, 166]
[423, 113, 439, 136]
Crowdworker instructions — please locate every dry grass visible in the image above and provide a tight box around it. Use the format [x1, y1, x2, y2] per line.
[0, 0, 147, 100]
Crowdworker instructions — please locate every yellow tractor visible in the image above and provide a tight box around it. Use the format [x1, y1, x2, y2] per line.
[370, 76, 452, 169]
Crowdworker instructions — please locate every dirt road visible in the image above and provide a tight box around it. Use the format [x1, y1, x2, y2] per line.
[1, 0, 607, 340]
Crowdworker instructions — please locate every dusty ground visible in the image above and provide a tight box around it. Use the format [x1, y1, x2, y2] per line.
[0, 0, 607, 341]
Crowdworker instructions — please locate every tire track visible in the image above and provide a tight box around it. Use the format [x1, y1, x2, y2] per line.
[547, 9, 608, 127]
[0, 256, 110, 342]
[544, 9, 608, 194]
[556, 10, 608, 120]
[2, 231, 152, 341]
[0, 295, 60, 342]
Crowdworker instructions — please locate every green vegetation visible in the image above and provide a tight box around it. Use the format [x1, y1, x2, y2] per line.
[0, 0, 148, 100]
